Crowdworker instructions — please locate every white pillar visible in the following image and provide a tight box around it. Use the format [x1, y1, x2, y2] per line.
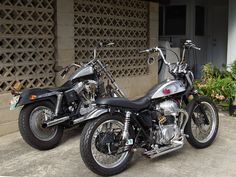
[227, 0, 236, 65]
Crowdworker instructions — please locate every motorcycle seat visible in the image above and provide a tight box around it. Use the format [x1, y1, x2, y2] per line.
[96, 96, 150, 111]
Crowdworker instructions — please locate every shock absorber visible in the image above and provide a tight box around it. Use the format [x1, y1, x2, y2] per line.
[123, 111, 131, 140]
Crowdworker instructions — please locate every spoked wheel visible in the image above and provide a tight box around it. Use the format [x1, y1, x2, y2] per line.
[19, 101, 63, 150]
[29, 106, 58, 141]
[80, 114, 133, 176]
[185, 96, 219, 148]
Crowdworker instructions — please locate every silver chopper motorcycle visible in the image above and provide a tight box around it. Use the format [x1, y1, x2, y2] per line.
[10, 42, 124, 150]
[79, 40, 219, 176]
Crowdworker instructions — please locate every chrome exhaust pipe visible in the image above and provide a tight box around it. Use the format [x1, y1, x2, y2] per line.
[72, 115, 85, 125]
[42, 116, 70, 128]
[148, 142, 184, 159]
[179, 109, 189, 134]
[144, 137, 184, 159]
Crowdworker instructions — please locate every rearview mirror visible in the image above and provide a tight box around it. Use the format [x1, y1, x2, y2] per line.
[147, 57, 155, 65]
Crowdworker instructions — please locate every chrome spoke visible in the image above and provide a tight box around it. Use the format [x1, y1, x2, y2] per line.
[105, 122, 112, 131]
[91, 120, 128, 169]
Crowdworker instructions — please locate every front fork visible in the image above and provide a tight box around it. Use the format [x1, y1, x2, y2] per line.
[189, 91, 210, 125]
[55, 93, 63, 116]
[195, 100, 210, 125]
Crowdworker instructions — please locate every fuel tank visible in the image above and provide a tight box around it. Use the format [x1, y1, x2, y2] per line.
[69, 66, 94, 81]
[147, 80, 186, 99]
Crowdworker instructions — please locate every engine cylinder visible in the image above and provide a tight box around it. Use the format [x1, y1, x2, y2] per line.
[153, 100, 181, 145]
[157, 100, 179, 116]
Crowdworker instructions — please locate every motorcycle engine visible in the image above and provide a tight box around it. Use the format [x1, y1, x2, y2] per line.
[65, 80, 98, 115]
[79, 80, 98, 115]
[153, 100, 181, 145]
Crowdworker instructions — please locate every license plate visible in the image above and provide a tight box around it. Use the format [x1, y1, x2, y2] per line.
[10, 95, 20, 110]
[125, 139, 133, 145]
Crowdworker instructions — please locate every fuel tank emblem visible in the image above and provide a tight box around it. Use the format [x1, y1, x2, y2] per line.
[162, 88, 171, 95]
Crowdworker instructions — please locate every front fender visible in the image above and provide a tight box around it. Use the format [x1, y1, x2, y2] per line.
[17, 88, 58, 107]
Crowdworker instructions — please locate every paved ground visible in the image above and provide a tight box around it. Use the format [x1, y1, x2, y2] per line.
[0, 112, 236, 177]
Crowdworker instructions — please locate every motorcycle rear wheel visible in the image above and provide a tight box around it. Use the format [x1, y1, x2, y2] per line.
[185, 96, 219, 148]
[19, 101, 64, 150]
[80, 113, 133, 176]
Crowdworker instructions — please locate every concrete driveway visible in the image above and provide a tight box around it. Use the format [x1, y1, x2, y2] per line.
[0, 113, 236, 177]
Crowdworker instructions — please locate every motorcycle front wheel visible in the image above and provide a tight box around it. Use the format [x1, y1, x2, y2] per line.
[185, 96, 219, 148]
[19, 101, 64, 150]
[80, 113, 133, 176]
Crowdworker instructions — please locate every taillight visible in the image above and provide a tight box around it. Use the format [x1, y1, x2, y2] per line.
[29, 95, 37, 101]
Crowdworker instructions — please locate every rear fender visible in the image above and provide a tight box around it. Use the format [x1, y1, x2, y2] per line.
[78, 108, 110, 123]
[17, 88, 58, 107]
[76, 108, 126, 124]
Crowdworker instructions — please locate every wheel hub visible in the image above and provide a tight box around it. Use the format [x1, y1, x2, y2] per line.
[95, 132, 120, 154]
[29, 106, 58, 141]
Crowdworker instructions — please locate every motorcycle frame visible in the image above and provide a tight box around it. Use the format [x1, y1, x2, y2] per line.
[14, 43, 126, 128]
[81, 42, 203, 147]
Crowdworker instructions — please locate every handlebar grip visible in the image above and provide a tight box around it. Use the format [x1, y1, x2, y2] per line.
[97, 42, 115, 47]
[106, 42, 115, 46]
[139, 48, 154, 54]
[139, 50, 147, 54]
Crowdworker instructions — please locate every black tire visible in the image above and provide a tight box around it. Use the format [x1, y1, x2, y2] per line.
[185, 96, 219, 149]
[80, 114, 134, 176]
[19, 101, 64, 150]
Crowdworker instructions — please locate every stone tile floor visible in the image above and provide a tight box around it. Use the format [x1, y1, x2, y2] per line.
[0, 113, 236, 177]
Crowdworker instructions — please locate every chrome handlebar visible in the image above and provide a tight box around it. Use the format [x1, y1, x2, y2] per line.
[140, 40, 201, 67]
[139, 47, 170, 67]
[139, 48, 156, 54]
[192, 46, 201, 51]
[61, 42, 115, 78]
[60, 63, 82, 78]
[184, 40, 201, 50]
[139, 40, 200, 78]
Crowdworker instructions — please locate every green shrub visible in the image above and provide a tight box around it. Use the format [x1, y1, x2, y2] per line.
[195, 61, 236, 109]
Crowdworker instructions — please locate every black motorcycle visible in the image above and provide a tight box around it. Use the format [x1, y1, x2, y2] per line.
[79, 40, 219, 176]
[10, 42, 124, 150]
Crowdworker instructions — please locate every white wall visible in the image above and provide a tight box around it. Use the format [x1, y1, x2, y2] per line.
[227, 0, 236, 64]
